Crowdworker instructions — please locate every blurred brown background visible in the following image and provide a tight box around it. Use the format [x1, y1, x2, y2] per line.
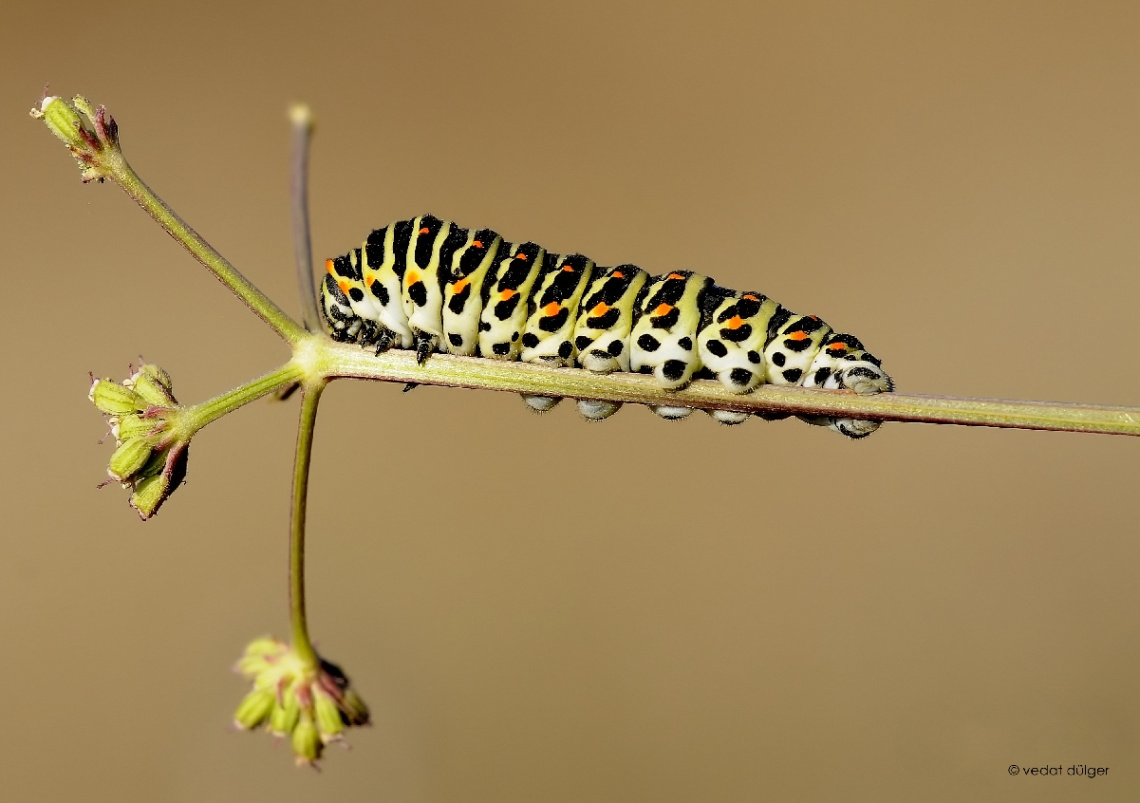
[3, 1, 1139, 800]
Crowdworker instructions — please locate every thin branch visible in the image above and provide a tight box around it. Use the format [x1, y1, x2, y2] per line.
[182, 361, 308, 435]
[103, 147, 308, 345]
[315, 341, 1140, 437]
[289, 104, 321, 333]
[30, 94, 307, 345]
[289, 380, 325, 670]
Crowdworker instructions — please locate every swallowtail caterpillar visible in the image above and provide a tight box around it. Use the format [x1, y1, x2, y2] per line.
[320, 214, 893, 437]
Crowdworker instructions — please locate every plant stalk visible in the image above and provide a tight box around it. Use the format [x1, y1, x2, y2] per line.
[288, 381, 326, 669]
[289, 103, 321, 333]
[182, 362, 307, 435]
[318, 341, 1140, 437]
[101, 148, 308, 345]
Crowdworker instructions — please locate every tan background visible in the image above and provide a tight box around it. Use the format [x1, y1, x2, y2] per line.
[3, 1, 1139, 800]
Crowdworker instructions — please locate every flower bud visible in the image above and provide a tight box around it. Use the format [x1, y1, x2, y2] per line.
[108, 437, 154, 482]
[313, 688, 344, 743]
[125, 364, 176, 406]
[291, 715, 322, 766]
[234, 687, 277, 731]
[129, 474, 170, 518]
[339, 688, 371, 727]
[113, 414, 159, 444]
[89, 378, 145, 416]
[31, 96, 94, 150]
[270, 686, 301, 737]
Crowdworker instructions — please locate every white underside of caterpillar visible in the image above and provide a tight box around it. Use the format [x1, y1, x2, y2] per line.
[320, 214, 893, 438]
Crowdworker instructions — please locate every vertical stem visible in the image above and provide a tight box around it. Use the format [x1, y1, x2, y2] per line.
[289, 380, 326, 669]
[289, 104, 322, 333]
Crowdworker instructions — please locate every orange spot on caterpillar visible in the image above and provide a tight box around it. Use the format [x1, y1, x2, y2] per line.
[365, 275, 376, 287]
[726, 315, 744, 330]
[808, 315, 819, 321]
[452, 278, 469, 294]
[543, 302, 561, 316]
[591, 302, 610, 316]
[612, 270, 625, 279]
[325, 259, 336, 274]
[666, 273, 685, 281]
[472, 240, 483, 248]
[407, 271, 420, 285]
[653, 303, 673, 317]
[742, 293, 759, 301]
[561, 264, 575, 272]
[828, 341, 848, 351]
[500, 289, 517, 300]
[337, 281, 351, 294]
[787, 331, 809, 341]
[419, 226, 431, 235]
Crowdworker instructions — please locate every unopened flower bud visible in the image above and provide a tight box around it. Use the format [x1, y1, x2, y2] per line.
[339, 688, 371, 727]
[90, 378, 145, 416]
[137, 363, 173, 392]
[125, 364, 176, 406]
[113, 414, 159, 444]
[129, 474, 170, 518]
[108, 437, 154, 482]
[270, 686, 301, 737]
[31, 96, 93, 150]
[291, 714, 322, 767]
[313, 688, 345, 743]
[234, 687, 277, 731]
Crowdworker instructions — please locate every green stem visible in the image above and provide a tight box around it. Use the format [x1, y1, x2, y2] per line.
[101, 148, 307, 345]
[289, 380, 325, 669]
[181, 362, 307, 435]
[312, 340, 1140, 437]
[289, 104, 322, 334]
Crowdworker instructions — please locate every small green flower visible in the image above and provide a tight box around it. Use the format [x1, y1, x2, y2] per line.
[90, 363, 189, 519]
[233, 636, 371, 767]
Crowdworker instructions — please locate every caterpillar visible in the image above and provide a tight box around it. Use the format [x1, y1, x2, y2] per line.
[320, 214, 893, 437]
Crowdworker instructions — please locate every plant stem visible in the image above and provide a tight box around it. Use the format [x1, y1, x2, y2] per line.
[288, 380, 325, 669]
[100, 148, 308, 345]
[289, 104, 321, 334]
[316, 340, 1140, 437]
[182, 362, 307, 434]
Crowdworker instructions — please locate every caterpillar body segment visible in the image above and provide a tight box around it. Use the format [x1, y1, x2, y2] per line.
[320, 214, 893, 437]
[403, 214, 456, 363]
[629, 271, 710, 390]
[441, 228, 502, 356]
[361, 222, 415, 352]
[696, 290, 781, 425]
[627, 271, 711, 420]
[321, 253, 365, 342]
[477, 241, 546, 362]
[521, 253, 595, 366]
[573, 265, 649, 374]
[571, 264, 650, 421]
[518, 252, 596, 413]
[798, 333, 894, 437]
[763, 312, 832, 388]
